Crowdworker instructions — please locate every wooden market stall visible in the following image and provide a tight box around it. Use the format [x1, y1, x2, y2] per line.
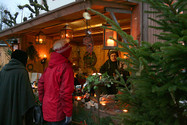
[0, 0, 140, 121]
[0, 0, 164, 124]
[0, 0, 139, 75]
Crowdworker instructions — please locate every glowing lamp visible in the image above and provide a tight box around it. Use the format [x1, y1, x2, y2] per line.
[107, 39, 115, 46]
[41, 55, 47, 64]
[123, 109, 128, 113]
[43, 54, 47, 58]
[60, 24, 73, 39]
[11, 39, 19, 51]
[76, 96, 82, 101]
[100, 101, 106, 106]
[103, 24, 118, 50]
[35, 31, 46, 44]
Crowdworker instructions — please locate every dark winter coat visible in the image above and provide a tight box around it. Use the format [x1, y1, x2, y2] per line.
[0, 59, 35, 125]
[100, 59, 119, 76]
[38, 52, 74, 122]
[99, 59, 130, 94]
[100, 59, 129, 81]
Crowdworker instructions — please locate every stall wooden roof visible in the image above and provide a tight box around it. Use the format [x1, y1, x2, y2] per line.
[0, 0, 137, 44]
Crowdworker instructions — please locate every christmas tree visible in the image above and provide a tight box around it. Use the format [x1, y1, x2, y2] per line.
[88, 0, 187, 124]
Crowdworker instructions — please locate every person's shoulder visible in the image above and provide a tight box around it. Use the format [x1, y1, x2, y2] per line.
[102, 59, 110, 65]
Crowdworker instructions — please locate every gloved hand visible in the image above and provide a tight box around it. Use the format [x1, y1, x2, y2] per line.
[65, 116, 72, 125]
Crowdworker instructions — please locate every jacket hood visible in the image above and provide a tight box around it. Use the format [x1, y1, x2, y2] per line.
[2, 59, 25, 71]
[48, 52, 71, 68]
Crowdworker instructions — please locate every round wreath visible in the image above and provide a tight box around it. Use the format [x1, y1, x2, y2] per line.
[27, 64, 34, 72]
[83, 51, 97, 67]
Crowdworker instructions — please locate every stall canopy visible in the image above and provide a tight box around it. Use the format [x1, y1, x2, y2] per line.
[0, 0, 137, 45]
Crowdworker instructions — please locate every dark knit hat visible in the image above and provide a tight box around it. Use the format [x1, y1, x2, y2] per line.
[11, 50, 28, 66]
[108, 50, 119, 57]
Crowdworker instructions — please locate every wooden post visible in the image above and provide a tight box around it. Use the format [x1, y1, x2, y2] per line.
[95, 88, 101, 125]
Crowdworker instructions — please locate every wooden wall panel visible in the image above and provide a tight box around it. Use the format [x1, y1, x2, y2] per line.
[74, 44, 108, 75]
[0, 47, 11, 70]
[20, 35, 108, 75]
[141, 3, 163, 44]
[20, 33, 126, 75]
[21, 35, 54, 73]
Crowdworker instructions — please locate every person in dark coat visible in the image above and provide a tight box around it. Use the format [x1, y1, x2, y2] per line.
[100, 50, 130, 94]
[38, 39, 74, 125]
[0, 50, 35, 125]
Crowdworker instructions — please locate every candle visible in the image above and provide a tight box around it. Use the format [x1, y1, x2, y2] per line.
[107, 39, 115, 46]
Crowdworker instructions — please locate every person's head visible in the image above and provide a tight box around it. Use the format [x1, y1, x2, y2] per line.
[53, 38, 72, 58]
[11, 50, 28, 66]
[108, 50, 118, 62]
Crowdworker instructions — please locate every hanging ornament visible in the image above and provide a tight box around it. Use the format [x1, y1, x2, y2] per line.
[83, 36, 93, 53]
[83, 11, 91, 20]
[83, 10, 94, 54]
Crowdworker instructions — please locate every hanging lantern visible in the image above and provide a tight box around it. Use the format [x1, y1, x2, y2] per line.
[35, 31, 46, 44]
[103, 24, 118, 50]
[60, 24, 73, 39]
[11, 39, 19, 51]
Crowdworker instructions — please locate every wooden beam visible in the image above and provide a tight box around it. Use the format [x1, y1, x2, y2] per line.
[105, 7, 132, 14]
[3, 39, 12, 50]
[127, 0, 139, 4]
[73, 26, 131, 37]
[91, 0, 133, 10]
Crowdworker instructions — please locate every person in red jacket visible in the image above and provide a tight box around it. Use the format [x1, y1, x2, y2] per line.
[38, 38, 74, 125]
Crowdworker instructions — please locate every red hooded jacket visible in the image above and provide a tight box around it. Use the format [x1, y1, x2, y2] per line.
[38, 52, 74, 122]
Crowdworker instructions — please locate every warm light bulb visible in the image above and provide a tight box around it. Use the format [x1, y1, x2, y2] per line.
[39, 39, 43, 44]
[123, 109, 128, 113]
[124, 55, 127, 59]
[77, 96, 81, 101]
[66, 34, 69, 38]
[100, 102, 106, 106]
